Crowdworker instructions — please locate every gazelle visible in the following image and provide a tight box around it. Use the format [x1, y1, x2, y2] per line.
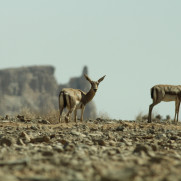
[148, 85, 181, 123]
[58, 74, 106, 123]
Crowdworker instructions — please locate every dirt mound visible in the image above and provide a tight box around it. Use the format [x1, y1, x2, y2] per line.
[0, 117, 181, 180]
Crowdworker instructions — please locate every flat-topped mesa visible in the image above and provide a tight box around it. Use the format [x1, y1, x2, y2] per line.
[59, 74, 106, 123]
[0, 65, 57, 96]
[148, 84, 181, 123]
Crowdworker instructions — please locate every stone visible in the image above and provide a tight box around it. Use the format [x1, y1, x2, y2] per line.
[30, 125, 39, 130]
[0, 175, 18, 181]
[121, 138, 132, 146]
[30, 136, 50, 143]
[101, 167, 137, 181]
[109, 140, 117, 146]
[19, 131, 31, 142]
[42, 151, 54, 157]
[133, 144, 149, 154]
[94, 139, 106, 146]
[38, 119, 51, 124]
[17, 138, 25, 146]
[115, 125, 125, 131]
[70, 130, 86, 137]
[0, 137, 15, 146]
[52, 145, 64, 153]
[58, 139, 69, 146]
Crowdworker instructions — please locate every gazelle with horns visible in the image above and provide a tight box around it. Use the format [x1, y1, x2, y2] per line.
[59, 74, 106, 123]
[148, 84, 181, 123]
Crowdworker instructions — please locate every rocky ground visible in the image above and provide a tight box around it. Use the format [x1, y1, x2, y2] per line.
[0, 116, 181, 181]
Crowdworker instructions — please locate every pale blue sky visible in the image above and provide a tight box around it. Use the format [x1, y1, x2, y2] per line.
[0, 1, 181, 120]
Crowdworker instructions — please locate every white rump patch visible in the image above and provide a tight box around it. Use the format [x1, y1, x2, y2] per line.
[75, 100, 82, 109]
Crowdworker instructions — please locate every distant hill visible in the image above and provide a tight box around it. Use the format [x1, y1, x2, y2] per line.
[0, 65, 97, 119]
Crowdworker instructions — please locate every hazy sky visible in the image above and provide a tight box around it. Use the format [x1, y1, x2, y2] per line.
[1, 1, 181, 120]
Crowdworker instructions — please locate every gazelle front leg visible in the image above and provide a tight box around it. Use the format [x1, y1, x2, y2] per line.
[148, 101, 161, 123]
[74, 109, 77, 122]
[174, 100, 178, 122]
[80, 106, 85, 122]
[148, 103, 156, 123]
[59, 108, 63, 123]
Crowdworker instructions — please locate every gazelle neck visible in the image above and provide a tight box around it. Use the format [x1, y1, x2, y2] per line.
[82, 87, 96, 105]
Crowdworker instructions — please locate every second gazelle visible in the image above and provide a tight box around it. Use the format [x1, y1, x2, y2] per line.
[148, 84, 181, 123]
[59, 74, 106, 123]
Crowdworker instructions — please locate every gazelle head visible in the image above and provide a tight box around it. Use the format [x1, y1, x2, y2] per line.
[84, 74, 106, 93]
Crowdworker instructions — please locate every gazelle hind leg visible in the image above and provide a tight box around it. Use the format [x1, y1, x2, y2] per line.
[174, 98, 180, 123]
[178, 102, 181, 122]
[65, 106, 76, 123]
[64, 94, 71, 123]
[174, 100, 178, 122]
[175, 100, 180, 123]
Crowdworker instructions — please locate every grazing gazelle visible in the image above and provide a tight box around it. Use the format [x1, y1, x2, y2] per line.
[148, 85, 181, 123]
[59, 74, 106, 123]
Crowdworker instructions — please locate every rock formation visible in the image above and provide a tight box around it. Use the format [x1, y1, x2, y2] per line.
[0, 65, 96, 119]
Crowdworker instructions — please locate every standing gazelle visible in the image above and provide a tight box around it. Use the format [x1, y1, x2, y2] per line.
[148, 85, 181, 123]
[59, 74, 106, 123]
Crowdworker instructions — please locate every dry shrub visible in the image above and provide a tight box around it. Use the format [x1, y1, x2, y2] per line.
[41, 109, 60, 124]
[166, 115, 171, 121]
[19, 107, 38, 119]
[155, 114, 162, 120]
[135, 112, 148, 122]
[19, 107, 60, 124]
[135, 111, 172, 122]
[97, 111, 110, 119]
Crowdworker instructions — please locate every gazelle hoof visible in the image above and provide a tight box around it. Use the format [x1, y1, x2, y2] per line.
[65, 117, 69, 123]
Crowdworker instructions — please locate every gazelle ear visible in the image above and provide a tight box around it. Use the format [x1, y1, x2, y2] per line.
[84, 74, 92, 82]
[98, 75, 106, 83]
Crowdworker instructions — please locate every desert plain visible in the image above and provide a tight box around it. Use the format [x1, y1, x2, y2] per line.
[0, 115, 181, 181]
